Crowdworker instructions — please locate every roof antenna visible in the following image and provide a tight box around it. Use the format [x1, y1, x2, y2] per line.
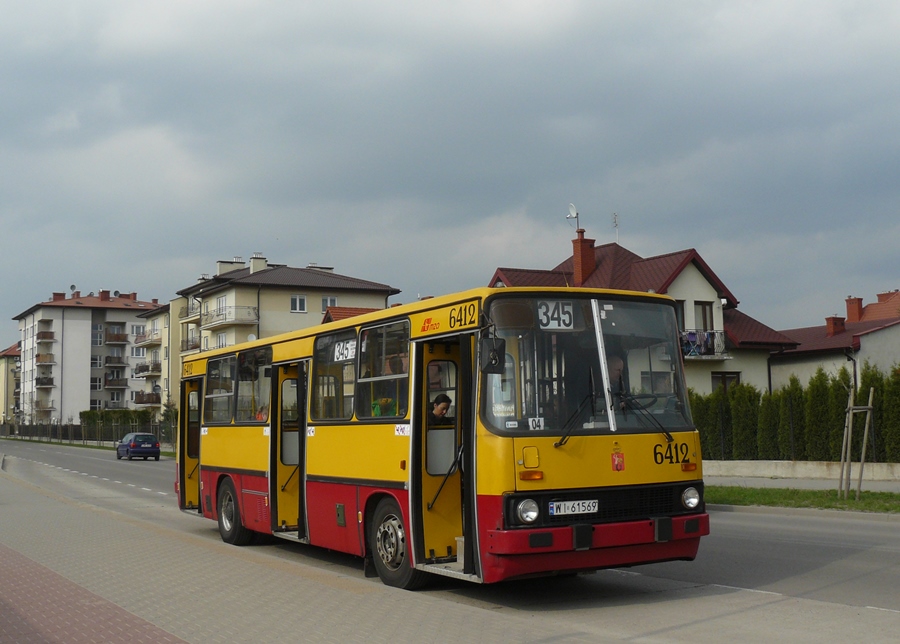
[567, 203, 580, 230]
[612, 212, 619, 243]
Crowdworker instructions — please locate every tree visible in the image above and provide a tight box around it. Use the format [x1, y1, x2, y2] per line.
[805, 368, 830, 461]
[778, 376, 806, 460]
[757, 390, 781, 459]
[883, 365, 900, 462]
[858, 361, 885, 462]
[730, 383, 760, 459]
[827, 367, 851, 461]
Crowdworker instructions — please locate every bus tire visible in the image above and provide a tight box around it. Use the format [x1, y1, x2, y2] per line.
[369, 497, 429, 590]
[217, 478, 254, 546]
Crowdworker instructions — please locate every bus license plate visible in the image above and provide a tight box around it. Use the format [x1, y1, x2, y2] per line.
[549, 500, 598, 516]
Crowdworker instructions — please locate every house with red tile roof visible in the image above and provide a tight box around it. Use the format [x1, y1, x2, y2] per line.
[770, 293, 900, 390]
[489, 229, 796, 395]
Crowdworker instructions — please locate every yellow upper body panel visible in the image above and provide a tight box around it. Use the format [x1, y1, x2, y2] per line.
[475, 425, 702, 496]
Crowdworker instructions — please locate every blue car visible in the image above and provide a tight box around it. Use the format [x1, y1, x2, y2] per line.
[116, 433, 161, 461]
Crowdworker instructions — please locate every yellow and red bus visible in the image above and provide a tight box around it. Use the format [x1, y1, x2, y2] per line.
[176, 286, 709, 588]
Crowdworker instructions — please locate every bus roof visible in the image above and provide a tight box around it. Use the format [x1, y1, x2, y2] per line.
[181, 285, 674, 366]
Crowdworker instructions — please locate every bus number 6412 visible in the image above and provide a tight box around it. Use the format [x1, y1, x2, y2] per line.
[653, 442, 690, 465]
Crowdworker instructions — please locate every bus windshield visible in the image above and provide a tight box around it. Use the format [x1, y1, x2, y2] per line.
[482, 296, 692, 437]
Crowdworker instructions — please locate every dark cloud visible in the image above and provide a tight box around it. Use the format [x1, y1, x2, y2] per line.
[2, 1, 900, 346]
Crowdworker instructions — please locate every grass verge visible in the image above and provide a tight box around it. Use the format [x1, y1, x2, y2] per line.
[706, 485, 900, 514]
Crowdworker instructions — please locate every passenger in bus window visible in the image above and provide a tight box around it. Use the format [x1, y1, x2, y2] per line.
[256, 405, 269, 421]
[428, 393, 452, 425]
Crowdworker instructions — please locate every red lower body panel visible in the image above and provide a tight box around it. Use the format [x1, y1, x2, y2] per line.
[476, 495, 709, 584]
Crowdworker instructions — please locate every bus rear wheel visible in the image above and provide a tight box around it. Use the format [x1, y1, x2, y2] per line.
[217, 478, 254, 546]
[369, 498, 428, 590]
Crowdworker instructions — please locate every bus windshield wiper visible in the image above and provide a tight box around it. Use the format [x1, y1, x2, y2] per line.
[554, 393, 593, 448]
[620, 394, 673, 443]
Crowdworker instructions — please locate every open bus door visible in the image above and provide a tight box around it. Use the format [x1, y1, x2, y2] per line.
[415, 336, 476, 577]
[178, 377, 202, 511]
[271, 361, 308, 538]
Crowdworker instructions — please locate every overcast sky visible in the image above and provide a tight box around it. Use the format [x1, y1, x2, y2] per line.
[3, 1, 899, 348]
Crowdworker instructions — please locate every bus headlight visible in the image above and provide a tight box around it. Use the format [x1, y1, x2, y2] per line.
[516, 499, 540, 524]
[682, 487, 700, 510]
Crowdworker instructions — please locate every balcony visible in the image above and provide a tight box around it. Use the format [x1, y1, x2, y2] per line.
[36, 353, 56, 365]
[135, 391, 162, 405]
[36, 331, 56, 343]
[179, 302, 202, 320]
[135, 361, 162, 377]
[105, 401, 126, 409]
[104, 377, 128, 389]
[33, 400, 56, 411]
[105, 355, 128, 367]
[134, 329, 162, 347]
[105, 331, 129, 345]
[681, 329, 730, 360]
[181, 336, 201, 352]
[35, 377, 55, 388]
[200, 306, 259, 329]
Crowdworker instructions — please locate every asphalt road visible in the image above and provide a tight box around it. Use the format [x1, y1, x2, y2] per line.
[2, 438, 898, 642]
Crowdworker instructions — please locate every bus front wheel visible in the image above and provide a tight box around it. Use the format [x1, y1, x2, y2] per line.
[369, 498, 429, 590]
[217, 478, 253, 546]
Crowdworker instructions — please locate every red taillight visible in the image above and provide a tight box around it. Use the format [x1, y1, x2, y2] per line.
[130, 442, 137, 448]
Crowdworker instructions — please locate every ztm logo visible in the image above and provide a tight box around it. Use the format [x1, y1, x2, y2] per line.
[421, 317, 440, 332]
[611, 453, 625, 472]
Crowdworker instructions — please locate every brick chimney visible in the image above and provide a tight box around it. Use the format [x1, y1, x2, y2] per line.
[877, 291, 895, 303]
[572, 229, 596, 287]
[845, 296, 863, 323]
[99, 290, 110, 302]
[825, 315, 845, 337]
[52, 292, 66, 302]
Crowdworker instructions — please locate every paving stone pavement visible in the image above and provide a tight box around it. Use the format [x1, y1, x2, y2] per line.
[0, 463, 601, 644]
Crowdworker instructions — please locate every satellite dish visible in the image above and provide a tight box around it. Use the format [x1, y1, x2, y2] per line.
[113, 290, 120, 297]
[247, 334, 257, 342]
[566, 203, 580, 229]
[70, 285, 76, 292]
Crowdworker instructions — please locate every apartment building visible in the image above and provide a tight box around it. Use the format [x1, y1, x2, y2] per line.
[125, 254, 400, 420]
[174, 254, 400, 354]
[13, 290, 162, 424]
[0, 343, 20, 425]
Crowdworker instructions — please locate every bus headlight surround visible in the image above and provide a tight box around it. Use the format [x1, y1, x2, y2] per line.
[682, 487, 700, 510]
[516, 499, 540, 524]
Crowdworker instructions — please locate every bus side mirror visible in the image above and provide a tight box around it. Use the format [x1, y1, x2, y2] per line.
[480, 337, 506, 374]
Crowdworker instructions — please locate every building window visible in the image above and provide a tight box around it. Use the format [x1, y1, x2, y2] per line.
[694, 301, 714, 331]
[674, 300, 685, 331]
[216, 333, 227, 349]
[321, 296, 337, 312]
[711, 371, 740, 393]
[90, 400, 102, 411]
[131, 347, 146, 358]
[132, 324, 145, 336]
[90, 377, 102, 391]
[92, 330, 103, 346]
[291, 295, 307, 313]
[90, 355, 102, 368]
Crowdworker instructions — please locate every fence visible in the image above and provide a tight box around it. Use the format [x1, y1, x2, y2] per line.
[1, 422, 174, 448]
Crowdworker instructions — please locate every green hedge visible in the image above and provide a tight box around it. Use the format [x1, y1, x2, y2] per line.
[692, 361, 898, 463]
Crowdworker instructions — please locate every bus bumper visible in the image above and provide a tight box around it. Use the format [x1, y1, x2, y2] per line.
[480, 513, 709, 583]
